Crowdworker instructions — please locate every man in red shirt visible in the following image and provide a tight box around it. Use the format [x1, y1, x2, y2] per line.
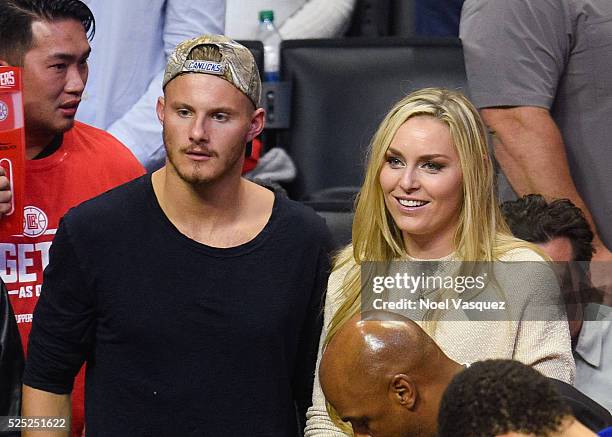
[0, 1, 145, 435]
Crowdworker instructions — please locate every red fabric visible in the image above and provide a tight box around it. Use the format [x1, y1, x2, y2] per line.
[0, 121, 145, 437]
[242, 137, 262, 174]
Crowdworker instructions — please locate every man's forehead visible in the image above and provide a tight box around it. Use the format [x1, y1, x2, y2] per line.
[31, 18, 82, 36]
[29, 19, 89, 50]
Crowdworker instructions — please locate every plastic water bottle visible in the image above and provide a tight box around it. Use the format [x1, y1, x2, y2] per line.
[257, 10, 282, 82]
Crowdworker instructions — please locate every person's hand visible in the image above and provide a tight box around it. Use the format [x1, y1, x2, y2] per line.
[0, 166, 12, 218]
[590, 245, 612, 307]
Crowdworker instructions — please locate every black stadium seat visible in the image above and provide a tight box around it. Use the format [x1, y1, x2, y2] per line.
[279, 37, 468, 200]
[303, 200, 355, 250]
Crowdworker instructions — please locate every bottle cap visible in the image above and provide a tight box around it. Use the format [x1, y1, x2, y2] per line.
[259, 10, 274, 22]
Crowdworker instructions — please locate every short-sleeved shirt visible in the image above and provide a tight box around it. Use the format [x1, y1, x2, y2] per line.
[574, 309, 612, 413]
[460, 0, 612, 247]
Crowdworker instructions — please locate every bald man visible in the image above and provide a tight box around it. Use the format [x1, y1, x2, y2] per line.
[319, 311, 611, 437]
[318, 311, 462, 437]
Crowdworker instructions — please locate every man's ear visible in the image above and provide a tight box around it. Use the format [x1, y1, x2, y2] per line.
[156, 96, 165, 125]
[246, 108, 265, 143]
[390, 374, 417, 410]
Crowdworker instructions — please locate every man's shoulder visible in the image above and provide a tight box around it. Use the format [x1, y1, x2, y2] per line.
[66, 121, 144, 169]
[461, 0, 567, 25]
[63, 174, 150, 228]
[69, 121, 125, 147]
[276, 195, 333, 242]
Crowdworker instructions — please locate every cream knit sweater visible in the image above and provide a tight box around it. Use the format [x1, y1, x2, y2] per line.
[304, 247, 576, 436]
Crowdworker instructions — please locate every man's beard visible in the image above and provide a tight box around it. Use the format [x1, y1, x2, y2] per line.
[162, 129, 244, 186]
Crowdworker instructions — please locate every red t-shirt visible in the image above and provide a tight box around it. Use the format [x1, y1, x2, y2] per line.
[0, 121, 145, 436]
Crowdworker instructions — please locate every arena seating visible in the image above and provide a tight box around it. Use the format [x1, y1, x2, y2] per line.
[278, 37, 468, 201]
[302, 200, 355, 250]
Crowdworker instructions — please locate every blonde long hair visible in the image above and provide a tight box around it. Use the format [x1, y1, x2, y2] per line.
[326, 88, 540, 343]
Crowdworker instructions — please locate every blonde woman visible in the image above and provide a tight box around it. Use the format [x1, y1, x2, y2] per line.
[304, 88, 575, 436]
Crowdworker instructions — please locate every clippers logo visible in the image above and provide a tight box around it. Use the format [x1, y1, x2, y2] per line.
[22, 206, 48, 238]
[0, 100, 7, 122]
[0, 71, 15, 88]
[185, 60, 224, 75]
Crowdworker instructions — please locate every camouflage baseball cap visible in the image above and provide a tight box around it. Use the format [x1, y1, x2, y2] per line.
[163, 34, 261, 107]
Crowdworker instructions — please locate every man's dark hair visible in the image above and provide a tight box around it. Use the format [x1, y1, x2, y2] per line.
[0, 0, 95, 66]
[438, 359, 573, 437]
[501, 194, 594, 262]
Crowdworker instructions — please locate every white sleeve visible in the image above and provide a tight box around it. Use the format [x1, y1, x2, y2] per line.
[277, 0, 356, 41]
[515, 320, 575, 384]
[501, 250, 576, 384]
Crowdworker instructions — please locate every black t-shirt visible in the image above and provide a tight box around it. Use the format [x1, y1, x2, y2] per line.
[24, 174, 334, 436]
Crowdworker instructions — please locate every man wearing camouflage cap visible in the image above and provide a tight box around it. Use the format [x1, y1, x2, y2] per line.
[22, 35, 333, 436]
